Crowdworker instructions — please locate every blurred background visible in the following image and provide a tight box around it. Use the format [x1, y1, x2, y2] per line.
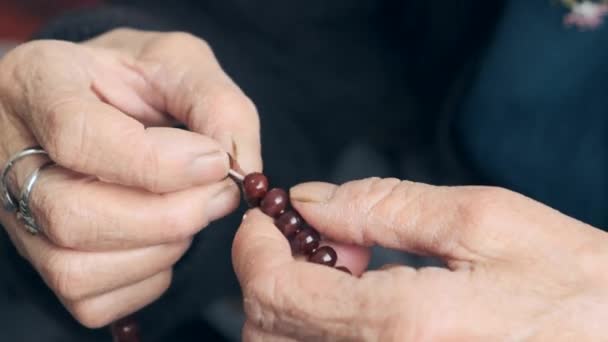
[0, 1, 100, 54]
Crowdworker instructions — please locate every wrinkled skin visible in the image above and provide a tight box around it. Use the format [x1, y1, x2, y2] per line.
[234, 178, 608, 341]
[0, 28, 262, 328]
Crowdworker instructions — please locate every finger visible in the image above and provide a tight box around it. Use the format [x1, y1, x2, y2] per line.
[5, 40, 231, 193]
[0, 113, 43, 196]
[89, 55, 177, 127]
[7, 215, 189, 301]
[290, 178, 536, 263]
[25, 165, 239, 250]
[233, 210, 420, 341]
[64, 269, 172, 328]
[104, 34, 262, 172]
[233, 210, 293, 286]
[290, 179, 608, 301]
[242, 320, 299, 342]
[85, 30, 178, 126]
[128, 33, 262, 172]
[317, 241, 370, 276]
[20, 96, 229, 193]
[233, 210, 369, 284]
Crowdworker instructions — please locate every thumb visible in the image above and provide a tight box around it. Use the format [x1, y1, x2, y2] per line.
[290, 178, 507, 262]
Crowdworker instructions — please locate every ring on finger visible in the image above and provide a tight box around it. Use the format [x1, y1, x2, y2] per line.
[16, 161, 55, 235]
[1, 146, 47, 212]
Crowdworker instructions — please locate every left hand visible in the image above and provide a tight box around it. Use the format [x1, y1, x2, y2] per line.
[233, 178, 608, 341]
[0, 28, 261, 327]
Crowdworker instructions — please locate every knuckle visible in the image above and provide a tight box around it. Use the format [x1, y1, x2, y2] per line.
[40, 193, 80, 249]
[347, 177, 388, 202]
[3, 41, 50, 64]
[137, 134, 163, 192]
[44, 98, 88, 169]
[88, 27, 152, 47]
[354, 178, 390, 243]
[103, 27, 140, 38]
[337, 177, 380, 206]
[159, 31, 212, 54]
[1, 40, 75, 93]
[342, 177, 407, 245]
[201, 88, 257, 125]
[164, 31, 197, 43]
[0, 44, 26, 87]
[366, 178, 406, 214]
[233, 93, 258, 117]
[0, 41, 54, 106]
[457, 186, 513, 229]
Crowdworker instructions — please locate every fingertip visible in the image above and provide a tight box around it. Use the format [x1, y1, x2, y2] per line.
[190, 149, 230, 179]
[215, 131, 262, 174]
[234, 137, 263, 173]
[138, 127, 231, 192]
[321, 241, 371, 277]
[290, 182, 337, 204]
[205, 180, 240, 223]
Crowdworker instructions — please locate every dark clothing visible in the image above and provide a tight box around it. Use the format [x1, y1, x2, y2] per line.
[1, 1, 606, 341]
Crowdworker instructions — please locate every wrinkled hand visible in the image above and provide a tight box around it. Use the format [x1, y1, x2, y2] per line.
[0, 28, 261, 327]
[233, 178, 608, 341]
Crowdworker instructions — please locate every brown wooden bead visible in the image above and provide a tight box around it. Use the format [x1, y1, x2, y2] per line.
[110, 316, 140, 342]
[243, 172, 269, 206]
[260, 188, 288, 217]
[309, 246, 338, 267]
[291, 227, 320, 255]
[335, 266, 352, 275]
[275, 210, 303, 238]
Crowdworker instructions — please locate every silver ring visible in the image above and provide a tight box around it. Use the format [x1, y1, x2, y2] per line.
[1, 147, 47, 212]
[16, 161, 54, 235]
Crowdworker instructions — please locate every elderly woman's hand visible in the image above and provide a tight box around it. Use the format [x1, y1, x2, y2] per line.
[233, 178, 608, 341]
[0, 28, 260, 327]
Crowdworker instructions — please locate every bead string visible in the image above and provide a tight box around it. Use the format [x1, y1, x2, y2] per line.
[236, 170, 351, 273]
[110, 164, 351, 341]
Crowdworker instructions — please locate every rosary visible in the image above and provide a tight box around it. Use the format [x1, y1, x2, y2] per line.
[109, 160, 351, 341]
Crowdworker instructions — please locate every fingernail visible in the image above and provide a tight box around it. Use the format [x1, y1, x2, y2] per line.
[206, 183, 239, 222]
[290, 182, 337, 204]
[215, 132, 236, 158]
[191, 150, 230, 177]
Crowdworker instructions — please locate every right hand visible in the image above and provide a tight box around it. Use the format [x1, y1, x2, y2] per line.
[0, 28, 261, 328]
[235, 179, 608, 341]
